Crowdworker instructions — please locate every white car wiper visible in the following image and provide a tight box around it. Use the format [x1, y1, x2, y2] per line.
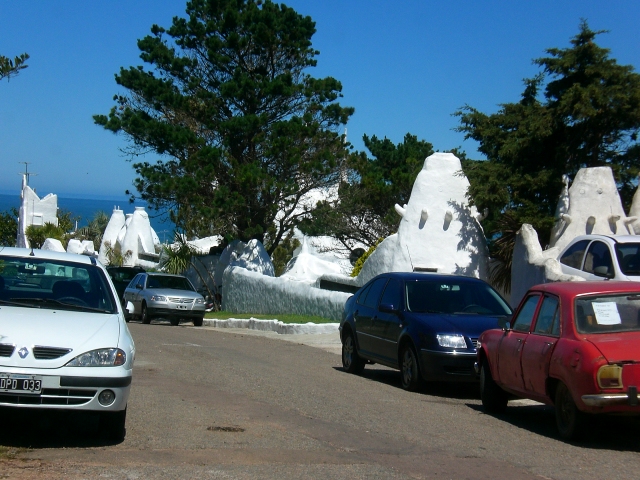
[0, 298, 41, 308]
[7, 297, 112, 313]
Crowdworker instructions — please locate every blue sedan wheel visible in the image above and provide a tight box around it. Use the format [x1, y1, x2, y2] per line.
[342, 330, 365, 374]
[401, 344, 423, 392]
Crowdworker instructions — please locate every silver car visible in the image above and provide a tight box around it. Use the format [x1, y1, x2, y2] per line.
[123, 272, 206, 326]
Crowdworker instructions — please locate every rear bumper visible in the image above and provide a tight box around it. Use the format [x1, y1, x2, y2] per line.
[582, 386, 639, 407]
[420, 349, 478, 382]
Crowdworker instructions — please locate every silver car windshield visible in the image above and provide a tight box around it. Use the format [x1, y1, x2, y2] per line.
[575, 293, 640, 334]
[0, 255, 117, 313]
[146, 275, 195, 291]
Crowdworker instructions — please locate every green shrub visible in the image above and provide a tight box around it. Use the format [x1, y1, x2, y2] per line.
[350, 238, 383, 277]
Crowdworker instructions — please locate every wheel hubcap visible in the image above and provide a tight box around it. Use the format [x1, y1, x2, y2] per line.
[343, 337, 353, 367]
[403, 350, 413, 385]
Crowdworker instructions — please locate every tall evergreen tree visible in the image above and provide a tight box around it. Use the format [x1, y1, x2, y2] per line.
[94, 0, 353, 253]
[456, 21, 640, 287]
[300, 133, 435, 250]
[0, 53, 29, 82]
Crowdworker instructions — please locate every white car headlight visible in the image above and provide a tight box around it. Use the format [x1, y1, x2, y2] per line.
[436, 334, 467, 349]
[65, 348, 126, 367]
[195, 298, 205, 304]
[150, 295, 167, 302]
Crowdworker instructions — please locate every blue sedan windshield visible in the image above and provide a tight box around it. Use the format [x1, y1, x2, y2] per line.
[405, 280, 511, 315]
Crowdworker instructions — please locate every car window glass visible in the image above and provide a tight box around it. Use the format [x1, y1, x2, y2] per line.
[128, 274, 141, 288]
[404, 280, 512, 315]
[512, 295, 540, 332]
[559, 240, 590, 269]
[575, 293, 640, 333]
[362, 278, 388, 309]
[0, 255, 117, 313]
[380, 278, 403, 309]
[583, 241, 613, 275]
[615, 243, 640, 276]
[533, 295, 560, 335]
[356, 282, 373, 306]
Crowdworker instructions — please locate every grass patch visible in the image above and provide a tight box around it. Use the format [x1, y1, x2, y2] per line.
[204, 311, 336, 324]
[0, 446, 24, 460]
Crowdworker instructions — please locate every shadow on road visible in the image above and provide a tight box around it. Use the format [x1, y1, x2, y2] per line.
[334, 366, 480, 400]
[467, 402, 640, 451]
[0, 407, 123, 448]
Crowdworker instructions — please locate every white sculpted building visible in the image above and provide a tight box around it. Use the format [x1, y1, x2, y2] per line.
[16, 174, 58, 248]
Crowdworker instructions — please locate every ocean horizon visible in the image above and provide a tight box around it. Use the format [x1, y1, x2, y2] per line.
[0, 193, 176, 243]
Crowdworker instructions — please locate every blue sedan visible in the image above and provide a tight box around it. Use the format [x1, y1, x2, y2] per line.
[340, 272, 512, 391]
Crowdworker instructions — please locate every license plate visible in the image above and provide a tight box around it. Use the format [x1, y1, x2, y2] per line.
[0, 374, 43, 394]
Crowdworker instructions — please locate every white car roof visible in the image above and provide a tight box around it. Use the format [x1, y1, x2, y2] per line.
[0, 247, 96, 265]
[566, 234, 639, 247]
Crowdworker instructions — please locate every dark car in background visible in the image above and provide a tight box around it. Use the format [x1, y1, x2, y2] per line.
[340, 272, 512, 391]
[123, 272, 206, 326]
[106, 266, 145, 305]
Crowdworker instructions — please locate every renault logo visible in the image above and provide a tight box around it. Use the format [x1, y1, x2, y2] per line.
[18, 347, 29, 359]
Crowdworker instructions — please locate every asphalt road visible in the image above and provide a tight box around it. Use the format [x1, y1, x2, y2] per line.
[1, 321, 640, 479]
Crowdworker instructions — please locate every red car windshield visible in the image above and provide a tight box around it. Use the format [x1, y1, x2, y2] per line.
[575, 293, 640, 334]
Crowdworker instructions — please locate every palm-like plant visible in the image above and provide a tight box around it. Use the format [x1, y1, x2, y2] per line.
[102, 241, 132, 267]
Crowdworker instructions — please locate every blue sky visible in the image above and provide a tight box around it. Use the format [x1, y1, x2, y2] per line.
[1, 1, 638, 200]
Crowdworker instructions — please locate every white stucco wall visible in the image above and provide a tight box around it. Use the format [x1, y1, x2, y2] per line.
[222, 266, 350, 321]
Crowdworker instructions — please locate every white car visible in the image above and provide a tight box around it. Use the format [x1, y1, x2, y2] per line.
[0, 248, 135, 440]
[558, 234, 640, 281]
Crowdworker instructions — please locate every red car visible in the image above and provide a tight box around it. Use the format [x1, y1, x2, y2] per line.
[476, 281, 640, 439]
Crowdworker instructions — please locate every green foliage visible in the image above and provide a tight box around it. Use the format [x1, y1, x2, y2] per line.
[57, 209, 81, 235]
[0, 53, 29, 82]
[0, 208, 18, 247]
[102, 241, 132, 267]
[78, 210, 109, 247]
[300, 133, 434, 251]
[271, 235, 301, 277]
[350, 237, 383, 277]
[25, 223, 65, 249]
[94, 0, 353, 254]
[205, 310, 334, 324]
[456, 21, 640, 288]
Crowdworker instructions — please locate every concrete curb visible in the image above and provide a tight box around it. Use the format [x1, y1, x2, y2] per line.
[203, 317, 339, 335]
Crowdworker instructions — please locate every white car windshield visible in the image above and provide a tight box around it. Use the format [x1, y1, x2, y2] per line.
[0, 255, 117, 313]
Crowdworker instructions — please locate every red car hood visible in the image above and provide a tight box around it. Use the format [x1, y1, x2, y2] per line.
[587, 332, 640, 363]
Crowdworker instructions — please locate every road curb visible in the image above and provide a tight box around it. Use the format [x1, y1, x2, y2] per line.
[203, 317, 339, 335]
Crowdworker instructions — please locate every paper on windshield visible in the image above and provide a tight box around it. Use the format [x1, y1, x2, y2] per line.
[592, 302, 622, 325]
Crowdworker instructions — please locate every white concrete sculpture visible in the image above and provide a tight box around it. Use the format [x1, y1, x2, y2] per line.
[279, 237, 344, 285]
[341, 152, 489, 286]
[66, 239, 96, 256]
[510, 166, 638, 306]
[550, 167, 635, 251]
[215, 239, 274, 286]
[41, 238, 66, 252]
[16, 174, 59, 248]
[628, 178, 640, 235]
[99, 206, 161, 268]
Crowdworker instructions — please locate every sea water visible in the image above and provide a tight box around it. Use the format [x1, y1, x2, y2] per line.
[0, 193, 175, 243]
